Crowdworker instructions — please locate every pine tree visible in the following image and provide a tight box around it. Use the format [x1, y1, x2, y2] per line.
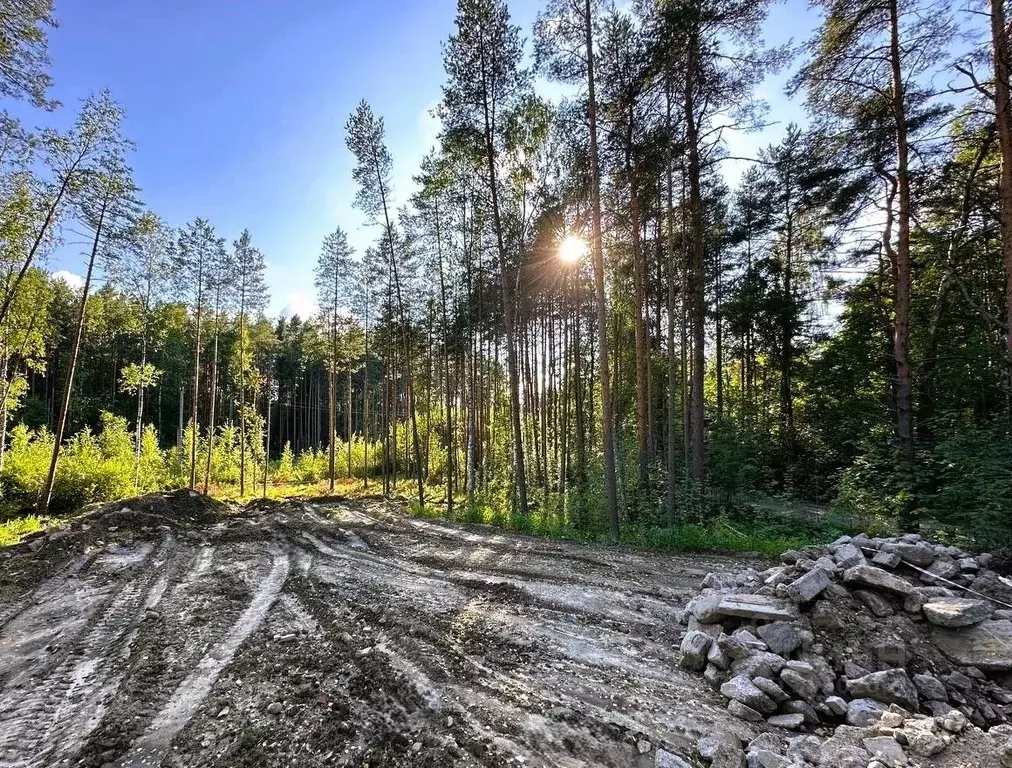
[232, 229, 268, 495]
[315, 227, 353, 492]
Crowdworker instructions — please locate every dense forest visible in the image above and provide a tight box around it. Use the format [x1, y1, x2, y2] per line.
[1, 0, 1010, 547]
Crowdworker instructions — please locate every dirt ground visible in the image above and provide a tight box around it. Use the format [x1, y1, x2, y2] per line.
[0, 491, 773, 767]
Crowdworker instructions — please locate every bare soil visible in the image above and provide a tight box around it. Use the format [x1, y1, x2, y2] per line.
[0, 491, 773, 767]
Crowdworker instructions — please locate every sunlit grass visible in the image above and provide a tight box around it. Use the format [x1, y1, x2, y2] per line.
[0, 515, 46, 548]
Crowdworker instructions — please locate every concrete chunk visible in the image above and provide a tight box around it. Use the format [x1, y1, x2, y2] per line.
[721, 674, 778, 714]
[880, 541, 935, 567]
[846, 669, 919, 711]
[843, 565, 913, 596]
[784, 568, 830, 603]
[679, 630, 712, 671]
[716, 594, 800, 622]
[872, 550, 901, 569]
[834, 542, 865, 568]
[922, 598, 993, 627]
[756, 621, 804, 656]
[933, 619, 1012, 671]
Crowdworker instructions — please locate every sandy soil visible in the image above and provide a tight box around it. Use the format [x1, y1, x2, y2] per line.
[0, 492, 771, 767]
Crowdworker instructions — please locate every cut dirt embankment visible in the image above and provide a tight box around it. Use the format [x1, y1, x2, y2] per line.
[0, 492, 764, 767]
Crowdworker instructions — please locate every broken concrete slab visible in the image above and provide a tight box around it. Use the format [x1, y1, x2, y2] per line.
[933, 619, 1012, 671]
[846, 669, 919, 711]
[784, 567, 830, 603]
[922, 598, 994, 628]
[842, 565, 914, 596]
[880, 541, 936, 567]
[716, 594, 800, 622]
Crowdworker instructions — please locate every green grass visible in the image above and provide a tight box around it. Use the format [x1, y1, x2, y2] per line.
[0, 515, 45, 547]
[400, 496, 854, 557]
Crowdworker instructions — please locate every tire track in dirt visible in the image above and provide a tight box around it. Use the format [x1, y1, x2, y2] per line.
[0, 537, 176, 768]
[117, 550, 290, 768]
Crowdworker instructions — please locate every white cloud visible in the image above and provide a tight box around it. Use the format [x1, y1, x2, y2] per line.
[51, 270, 84, 290]
[278, 292, 318, 320]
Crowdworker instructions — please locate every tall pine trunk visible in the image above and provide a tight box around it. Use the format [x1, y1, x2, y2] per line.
[585, 0, 620, 539]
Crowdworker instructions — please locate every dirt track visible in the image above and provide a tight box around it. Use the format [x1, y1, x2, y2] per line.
[0, 493, 761, 767]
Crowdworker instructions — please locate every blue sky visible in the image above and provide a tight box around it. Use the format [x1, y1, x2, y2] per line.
[38, 0, 816, 316]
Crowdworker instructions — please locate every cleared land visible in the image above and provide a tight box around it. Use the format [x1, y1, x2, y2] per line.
[0, 492, 759, 767]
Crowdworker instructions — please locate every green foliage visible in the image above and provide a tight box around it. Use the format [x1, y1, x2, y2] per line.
[0, 515, 44, 547]
[272, 442, 295, 484]
[922, 424, 1012, 549]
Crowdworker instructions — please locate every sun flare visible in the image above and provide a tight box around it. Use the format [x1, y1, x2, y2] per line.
[558, 234, 588, 264]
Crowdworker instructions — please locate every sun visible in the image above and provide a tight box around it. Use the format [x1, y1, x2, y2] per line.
[558, 234, 588, 264]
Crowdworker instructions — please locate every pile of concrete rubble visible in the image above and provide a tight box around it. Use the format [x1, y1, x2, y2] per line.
[676, 532, 1012, 767]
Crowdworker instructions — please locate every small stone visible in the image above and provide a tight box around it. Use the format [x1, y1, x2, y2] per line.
[687, 594, 725, 623]
[731, 628, 767, 648]
[903, 592, 926, 614]
[874, 637, 908, 667]
[855, 590, 895, 617]
[767, 713, 804, 729]
[728, 699, 763, 722]
[938, 709, 968, 733]
[637, 739, 652, 754]
[784, 568, 831, 603]
[978, 553, 994, 568]
[810, 600, 843, 631]
[216, 707, 230, 718]
[785, 735, 822, 764]
[721, 675, 778, 714]
[708, 637, 731, 670]
[747, 749, 788, 768]
[912, 673, 947, 702]
[731, 650, 787, 680]
[698, 732, 742, 761]
[920, 557, 960, 585]
[862, 736, 906, 766]
[655, 749, 693, 768]
[818, 742, 870, 768]
[780, 667, 819, 701]
[704, 663, 726, 688]
[872, 551, 902, 569]
[847, 669, 919, 711]
[274, 632, 297, 644]
[826, 696, 848, 716]
[753, 676, 789, 703]
[746, 733, 781, 754]
[877, 711, 905, 728]
[922, 598, 993, 628]
[881, 541, 936, 567]
[710, 742, 747, 768]
[958, 557, 979, 573]
[781, 699, 819, 724]
[843, 565, 914, 596]
[718, 633, 752, 660]
[813, 556, 838, 573]
[446, 715, 455, 727]
[834, 543, 865, 569]
[903, 729, 945, 757]
[847, 698, 887, 726]
[266, 702, 283, 715]
[679, 630, 712, 672]
[756, 622, 804, 657]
